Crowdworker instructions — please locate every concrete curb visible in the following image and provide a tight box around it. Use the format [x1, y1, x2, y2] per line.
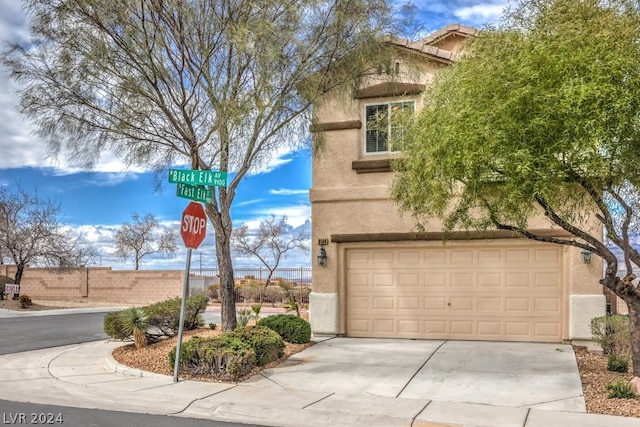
[104, 348, 172, 380]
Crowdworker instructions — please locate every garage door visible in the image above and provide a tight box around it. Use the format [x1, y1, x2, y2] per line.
[346, 243, 563, 342]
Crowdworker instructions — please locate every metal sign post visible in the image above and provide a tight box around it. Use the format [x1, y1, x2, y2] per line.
[173, 248, 192, 382]
[173, 202, 207, 382]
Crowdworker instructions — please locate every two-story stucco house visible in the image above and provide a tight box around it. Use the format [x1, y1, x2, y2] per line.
[308, 24, 606, 344]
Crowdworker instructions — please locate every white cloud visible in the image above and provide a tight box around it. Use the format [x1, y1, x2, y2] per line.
[454, 4, 508, 24]
[233, 203, 311, 232]
[258, 204, 311, 228]
[270, 189, 309, 196]
[236, 198, 266, 207]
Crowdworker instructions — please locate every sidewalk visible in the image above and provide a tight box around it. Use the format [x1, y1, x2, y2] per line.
[0, 338, 638, 427]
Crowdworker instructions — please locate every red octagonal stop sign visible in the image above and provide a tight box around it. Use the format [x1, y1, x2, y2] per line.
[180, 202, 207, 249]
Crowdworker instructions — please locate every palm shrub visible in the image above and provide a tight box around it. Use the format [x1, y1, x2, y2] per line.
[258, 314, 311, 344]
[120, 307, 149, 349]
[251, 304, 262, 322]
[227, 326, 284, 366]
[236, 308, 252, 328]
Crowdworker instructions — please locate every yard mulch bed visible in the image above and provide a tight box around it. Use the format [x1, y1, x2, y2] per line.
[112, 326, 313, 382]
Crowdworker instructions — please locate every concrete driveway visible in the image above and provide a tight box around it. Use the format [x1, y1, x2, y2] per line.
[245, 337, 586, 412]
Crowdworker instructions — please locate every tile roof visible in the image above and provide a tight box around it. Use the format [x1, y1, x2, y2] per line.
[387, 24, 478, 63]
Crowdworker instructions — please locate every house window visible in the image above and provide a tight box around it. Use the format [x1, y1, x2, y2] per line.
[365, 101, 414, 153]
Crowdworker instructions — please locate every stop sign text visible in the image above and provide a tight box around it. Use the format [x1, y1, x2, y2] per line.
[182, 214, 206, 235]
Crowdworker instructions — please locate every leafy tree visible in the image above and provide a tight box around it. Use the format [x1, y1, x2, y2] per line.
[232, 215, 308, 296]
[114, 213, 177, 270]
[5, 0, 395, 330]
[391, 0, 640, 374]
[0, 184, 93, 297]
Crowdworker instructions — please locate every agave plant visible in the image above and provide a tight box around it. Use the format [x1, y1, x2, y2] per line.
[120, 307, 149, 350]
[236, 308, 252, 328]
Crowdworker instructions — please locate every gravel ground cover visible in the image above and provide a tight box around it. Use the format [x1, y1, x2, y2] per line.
[112, 327, 313, 382]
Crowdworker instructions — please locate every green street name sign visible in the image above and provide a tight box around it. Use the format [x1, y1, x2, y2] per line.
[176, 182, 213, 204]
[169, 169, 227, 187]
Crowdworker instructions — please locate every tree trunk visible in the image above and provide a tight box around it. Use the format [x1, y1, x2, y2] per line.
[208, 203, 237, 332]
[216, 232, 236, 331]
[12, 262, 24, 300]
[627, 300, 640, 377]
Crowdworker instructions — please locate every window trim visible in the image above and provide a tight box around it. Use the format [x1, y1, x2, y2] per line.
[363, 99, 415, 155]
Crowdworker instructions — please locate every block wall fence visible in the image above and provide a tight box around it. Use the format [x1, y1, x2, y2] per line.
[0, 265, 183, 305]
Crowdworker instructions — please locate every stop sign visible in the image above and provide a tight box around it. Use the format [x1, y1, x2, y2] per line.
[180, 202, 207, 249]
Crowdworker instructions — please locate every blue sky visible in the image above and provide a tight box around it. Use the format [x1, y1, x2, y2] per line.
[0, 1, 512, 270]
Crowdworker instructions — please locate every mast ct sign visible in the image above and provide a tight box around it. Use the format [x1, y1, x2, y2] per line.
[180, 202, 207, 249]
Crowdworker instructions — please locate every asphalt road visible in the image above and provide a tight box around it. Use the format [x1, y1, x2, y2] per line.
[0, 310, 223, 355]
[0, 399, 260, 427]
[0, 311, 248, 427]
[0, 312, 111, 355]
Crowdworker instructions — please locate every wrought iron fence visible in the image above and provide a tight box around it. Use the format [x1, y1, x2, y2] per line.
[190, 266, 312, 305]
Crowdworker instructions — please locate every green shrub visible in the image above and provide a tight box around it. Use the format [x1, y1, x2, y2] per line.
[145, 295, 208, 338]
[209, 323, 217, 330]
[258, 314, 311, 344]
[18, 294, 32, 308]
[227, 326, 284, 366]
[103, 295, 208, 343]
[103, 311, 129, 340]
[606, 379, 637, 399]
[591, 315, 631, 356]
[206, 284, 220, 302]
[169, 335, 256, 381]
[607, 354, 630, 373]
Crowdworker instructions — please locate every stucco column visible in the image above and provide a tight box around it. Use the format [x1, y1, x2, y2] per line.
[567, 245, 606, 341]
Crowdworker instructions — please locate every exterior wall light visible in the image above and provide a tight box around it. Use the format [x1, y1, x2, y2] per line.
[317, 246, 327, 267]
[581, 249, 592, 264]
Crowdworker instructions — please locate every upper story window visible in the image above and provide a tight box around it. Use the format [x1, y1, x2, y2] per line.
[365, 101, 415, 154]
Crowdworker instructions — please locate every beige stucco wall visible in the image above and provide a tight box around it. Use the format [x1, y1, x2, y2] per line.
[309, 31, 606, 341]
[0, 265, 182, 305]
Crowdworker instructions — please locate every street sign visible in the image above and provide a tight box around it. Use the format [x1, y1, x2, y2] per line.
[4, 284, 19, 294]
[180, 202, 207, 249]
[169, 169, 227, 187]
[176, 182, 213, 204]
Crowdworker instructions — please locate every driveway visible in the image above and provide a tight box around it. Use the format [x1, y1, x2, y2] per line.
[244, 337, 586, 412]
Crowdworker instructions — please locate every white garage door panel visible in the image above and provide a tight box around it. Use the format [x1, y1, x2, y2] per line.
[346, 245, 563, 342]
